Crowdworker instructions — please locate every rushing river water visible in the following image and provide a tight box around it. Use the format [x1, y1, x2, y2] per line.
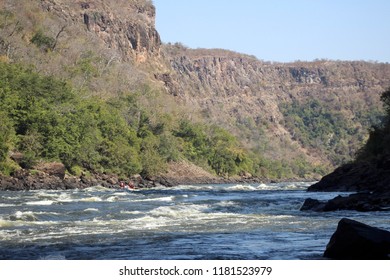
[1, 182, 389, 260]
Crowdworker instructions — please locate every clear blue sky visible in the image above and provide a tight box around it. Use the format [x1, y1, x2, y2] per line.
[153, 0, 390, 62]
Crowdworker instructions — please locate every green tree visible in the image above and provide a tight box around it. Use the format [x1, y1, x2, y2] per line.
[0, 112, 16, 171]
[356, 88, 390, 161]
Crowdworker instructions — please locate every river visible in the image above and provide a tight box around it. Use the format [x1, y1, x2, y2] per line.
[1, 182, 389, 260]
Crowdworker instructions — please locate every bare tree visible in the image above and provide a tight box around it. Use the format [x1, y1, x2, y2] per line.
[51, 25, 66, 51]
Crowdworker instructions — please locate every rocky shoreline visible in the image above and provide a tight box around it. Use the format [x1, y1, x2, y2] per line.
[300, 159, 390, 212]
[301, 158, 390, 259]
[0, 171, 274, 192]
[0, 162, 158, 191]
[0, 166, 269, 192]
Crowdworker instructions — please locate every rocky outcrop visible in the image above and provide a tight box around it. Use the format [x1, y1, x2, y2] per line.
[158, 160, 222, 186]
[161, 46, 390, 169]
[307, 160, 390, 192]
[300, 192, 390, 212]
[302, 155, 390, 212]
[39, 0, 161, 62]
[34, 162, 66, 179]
[324, 218, 390, 259]
[0, 169, 162, 191]
[0, 170, 75, 191]
[154, 160, 265, 187]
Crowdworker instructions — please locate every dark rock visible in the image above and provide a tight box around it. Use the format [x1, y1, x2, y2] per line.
[305, 155, 390, 212]
[81, 2, 90, 9]
[301, 192, 389, 212]
[324, 218, 390, 259]
[308, 160, 390, 193]
[308, 162, 369, 192]
[300, 198, 326, 211]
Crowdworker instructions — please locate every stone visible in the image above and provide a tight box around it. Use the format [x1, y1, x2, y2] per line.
[35, 162, 66, 179]
[324, 218, 390, 259]
[300, 198, 326, 211]
[301, 192, 390, 212]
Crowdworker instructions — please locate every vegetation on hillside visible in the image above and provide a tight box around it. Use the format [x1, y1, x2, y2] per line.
[0, 61, 326, 180]
[356, 88, 390, 162]
[280, 98, 383, 166]
[0, 61, 256, 178]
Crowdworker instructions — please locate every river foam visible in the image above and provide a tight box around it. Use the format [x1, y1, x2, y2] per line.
[1, 182, 389, 260]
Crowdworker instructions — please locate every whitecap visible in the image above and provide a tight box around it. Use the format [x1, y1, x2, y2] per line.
[25, 200, 55, 206]
[106, 196, 119, 202]
[80, 197, 103, 202]
[131, 196, 175, 203]
[34, 190, 59, 198]
[55, 192, 75, 203]
[214, 200, 237, 207]
[112, 192, 128, 196]
[254, 182, 309, 191]
[144, 196, 175, 202]
[0, 203, 16, 207]
[0, 219, 14, 228]
[172, 185, 214, 191]
[84, 208, 99, 212]
[10, 211, 38, 221]
[149, 204, 209, 218]
[128, 216, 165, 229]
[226, 184, 257, 191]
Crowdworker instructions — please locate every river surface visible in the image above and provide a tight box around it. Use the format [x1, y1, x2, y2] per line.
[1, 182, 389, 260]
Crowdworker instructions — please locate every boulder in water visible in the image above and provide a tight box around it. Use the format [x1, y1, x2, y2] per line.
[300, 198, 326, 211]
[324, 218, 390, 259]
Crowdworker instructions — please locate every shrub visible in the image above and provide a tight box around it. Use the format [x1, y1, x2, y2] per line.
[30, 30, 55, 52]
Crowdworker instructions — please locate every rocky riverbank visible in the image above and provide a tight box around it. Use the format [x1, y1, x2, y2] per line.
[0, 169, 158, 191]
[301, 158, 390, 212]
[0, 160, 270, 191]
[0, 162, 161, 191]
[0, 171, 270, 192]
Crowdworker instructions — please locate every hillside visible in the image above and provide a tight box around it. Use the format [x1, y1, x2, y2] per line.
[160, 45, 390, 172]
[0, 0, 165, 93]
[1, 0, 390, 183]
[302, 88, 390, 212]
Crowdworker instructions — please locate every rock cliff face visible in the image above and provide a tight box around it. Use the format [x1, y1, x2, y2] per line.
[1, 0, 169, 101]
[39, 0, 161, 62]
[160, 45, 390, 168]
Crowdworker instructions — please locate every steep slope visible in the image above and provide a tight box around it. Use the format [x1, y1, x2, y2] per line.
[0, 0, 167, 96]
[159, 44, 390, 171]
[302, 89, 390, 212]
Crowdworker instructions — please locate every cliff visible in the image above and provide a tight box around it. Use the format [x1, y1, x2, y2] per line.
[160, 45, 390, 170]
[0, 0, 167, 96]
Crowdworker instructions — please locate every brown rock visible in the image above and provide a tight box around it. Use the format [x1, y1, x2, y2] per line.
[35, 162, 66, 179]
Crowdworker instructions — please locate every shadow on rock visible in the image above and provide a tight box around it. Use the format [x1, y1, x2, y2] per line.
[324, 218, 390, 260]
